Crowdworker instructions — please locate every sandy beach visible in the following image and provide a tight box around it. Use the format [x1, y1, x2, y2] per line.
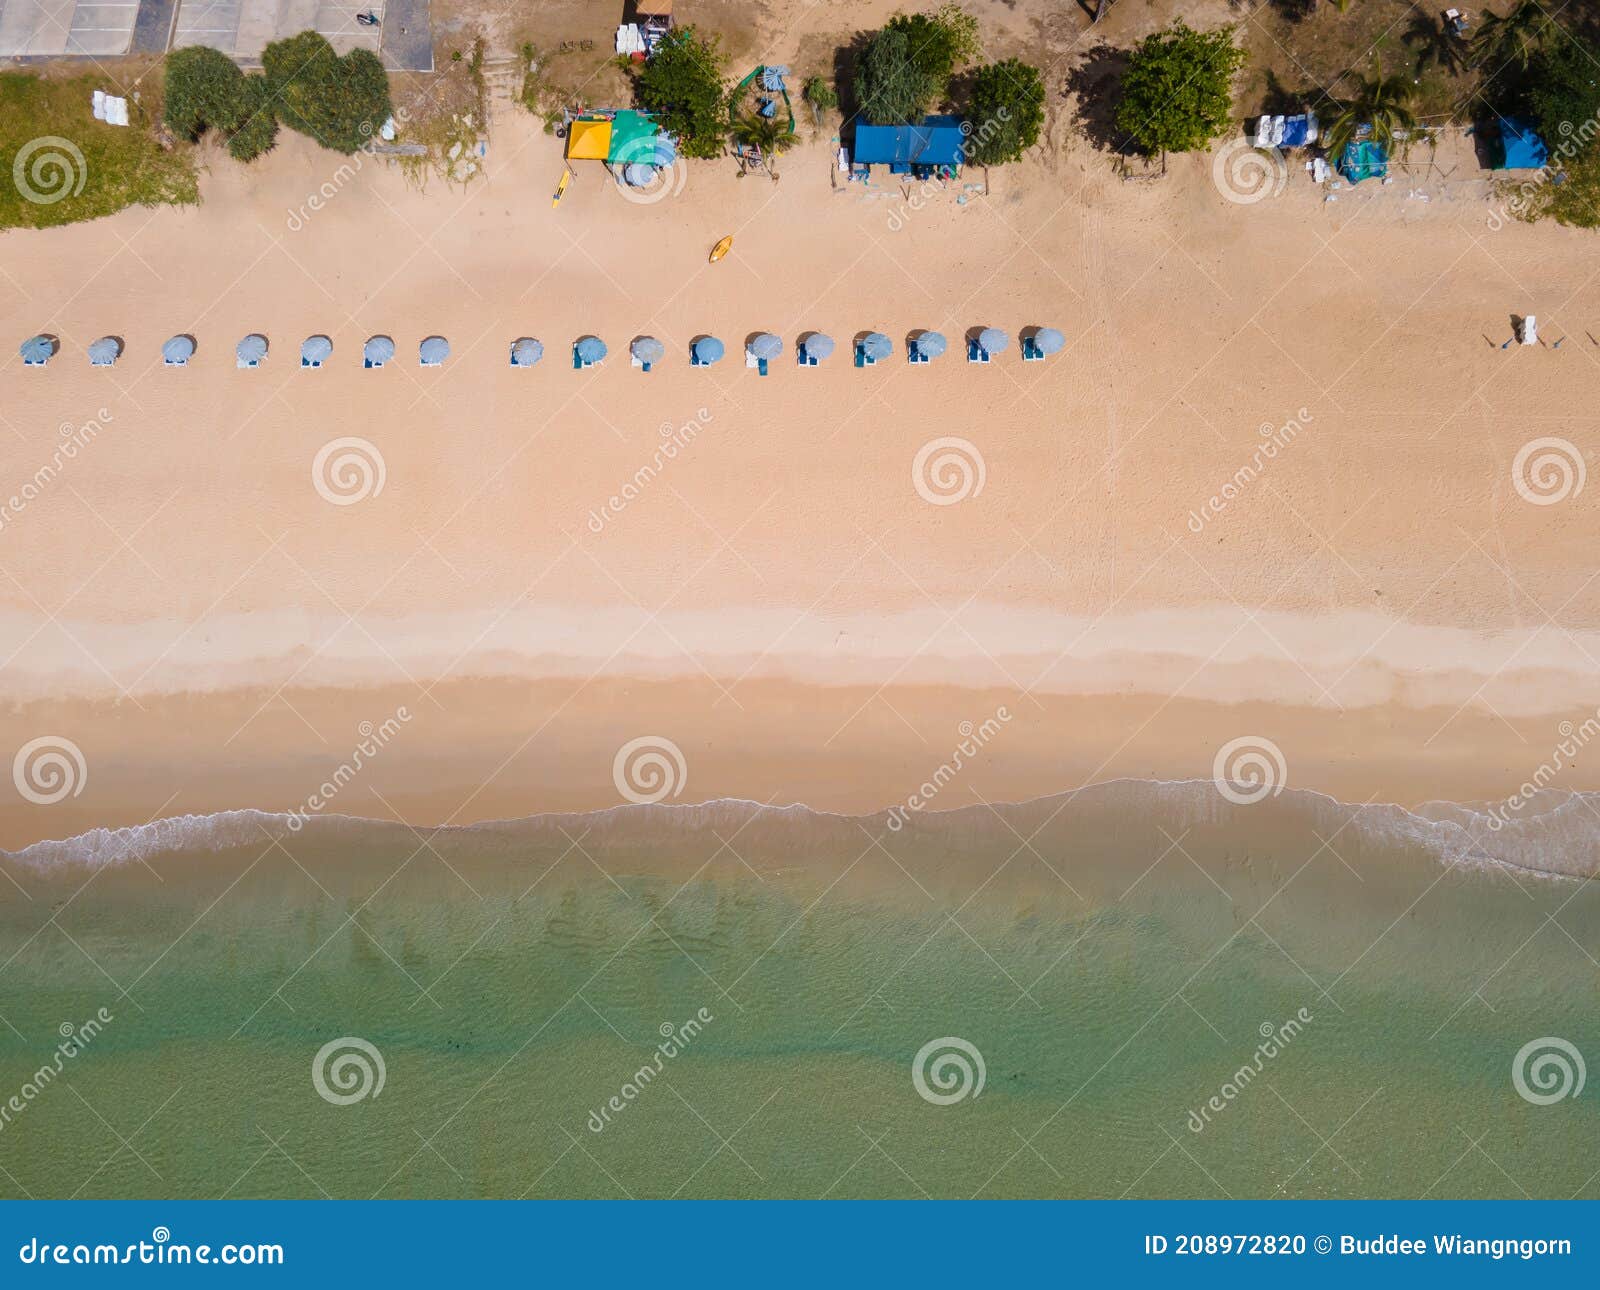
[4, 9, 1600, 860]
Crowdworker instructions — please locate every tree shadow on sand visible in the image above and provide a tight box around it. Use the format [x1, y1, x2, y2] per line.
[1065, 44, 1132, 154]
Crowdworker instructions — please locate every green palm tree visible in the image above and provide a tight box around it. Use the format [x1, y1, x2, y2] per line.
[1323, 60, 1419, 160]
[732, 112, 795, 178]
[1471, 0, 1553, 71]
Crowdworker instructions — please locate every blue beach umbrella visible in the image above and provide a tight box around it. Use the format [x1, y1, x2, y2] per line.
[162, 335, 195, 365]
[510, 337, 543, 367]
[20, 334, 55, 365]
[914, 330, 947, 359]
[623, 163, 656, 187]
[88, 336, 121, 367]
[364, 335, 395, 367]
[419, 336, 450, 366]
[236, 334, 268, 367]
[1031, 327, 1065, 356]
[747, 332, 783, 361]
[692, 336, 725, 365]
[575, 336, 607, 364]
[803, 333, 835, 362]
[301, 335, 332, 366]
[978, 327, 1010, 354]
[631, 336, 665, 365]
[860, 332, 891, 361]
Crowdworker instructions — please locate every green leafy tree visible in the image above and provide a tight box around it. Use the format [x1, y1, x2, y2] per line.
[263, 31, 391, 154]
[965, 58, 1045, 166]
[228, 75, 280, 162]
[1471, 0, 1554, 72]
[1323, 60, 1418, 160]
[802, 74, 837, 125]
[855, 27, 939, 124]
[635, 26, 728, 159]
[163, 45, 246, 141]
[1115, 21, 1244, 158]
[884, 4, 980, 92]
[1526, 38, 1600, 155]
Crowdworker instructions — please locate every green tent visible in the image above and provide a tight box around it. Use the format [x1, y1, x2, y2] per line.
[607, 110, 662, 165]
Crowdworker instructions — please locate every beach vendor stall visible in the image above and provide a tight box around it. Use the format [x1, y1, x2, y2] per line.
[850, 115, 966, 181]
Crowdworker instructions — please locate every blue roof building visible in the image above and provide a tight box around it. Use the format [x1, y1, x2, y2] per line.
[852, 115, 966, 175]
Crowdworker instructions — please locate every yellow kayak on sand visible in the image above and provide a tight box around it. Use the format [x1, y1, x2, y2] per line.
[709, 235, 733, 263]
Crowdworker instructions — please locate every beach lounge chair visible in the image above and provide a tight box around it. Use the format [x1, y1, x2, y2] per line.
[301, 335, 332, 369]
[364, 336, 395, 369]
[419, 336, 450, 368]
[690, 336, 725, 367]
[236, 334, 268, 369]
[1522, 316, 1538, 346]
[21, 335, 56, 367]
[909, 331, 946, 365]
[88, 337, 122, 368]
[1022, 328, 1065, 362]
[510, 338, 543, 368]
[797, 333, 834, 367]
[969, 327, 1009, 364]
[162, 335, 195, 367]
[856, 332, 891, 368]
[574, 336, 607, 369]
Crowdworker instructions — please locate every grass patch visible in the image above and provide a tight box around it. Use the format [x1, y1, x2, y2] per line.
[0, 72, 198, 230]
[390, 37, 488, 188]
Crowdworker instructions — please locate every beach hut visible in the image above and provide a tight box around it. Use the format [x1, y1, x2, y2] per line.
[574, 336, 607, 369]
[690, 336, 725, 367]
[851, 115, 966, 179]
[88, 336, 122, 368]
[20, 335, 57, 367]
[301, 335, 332, 369]
[746, 332, 782, 376]
[162, 335, 195, 367]
[364, 336, 395, 369]
[235, 334, 268, 369]
[969, 327, 1009, 364]
[1022, 327, 1064, 362]
[855, 332, 891, 368]
[510, 337, 543, 368]
[909, 331, 946, 365]
[798, 333, 834, 367]
[419, 336, 450, 367]
[630, 336, 665, 372]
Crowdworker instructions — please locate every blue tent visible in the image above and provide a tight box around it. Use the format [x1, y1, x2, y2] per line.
[419, 336, 449, 366]
[691, 336, 725, 366]
[1495, 118, 1548, 170]
[853, 115, 966, 174]
[510, 337, 543, 368]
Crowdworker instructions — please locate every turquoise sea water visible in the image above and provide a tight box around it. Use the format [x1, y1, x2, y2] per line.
[1, 785, 1596, 1199]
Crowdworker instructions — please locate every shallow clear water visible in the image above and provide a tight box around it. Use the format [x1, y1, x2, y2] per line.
[2, 787, 1596, 1199]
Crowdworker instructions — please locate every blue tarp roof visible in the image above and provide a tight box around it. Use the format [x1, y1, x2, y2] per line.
[853, 115, 966, 169]
[1497, 118, 1547, 170]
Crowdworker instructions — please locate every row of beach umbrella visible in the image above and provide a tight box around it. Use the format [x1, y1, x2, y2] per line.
[18, 327, 1067, 373]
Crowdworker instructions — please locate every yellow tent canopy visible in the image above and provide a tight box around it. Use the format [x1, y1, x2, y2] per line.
[565, 118, 612, 162]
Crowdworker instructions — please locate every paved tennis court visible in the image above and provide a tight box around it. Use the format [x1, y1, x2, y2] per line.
[0, 0, 138, 55]
[171, 0, 382, 62]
